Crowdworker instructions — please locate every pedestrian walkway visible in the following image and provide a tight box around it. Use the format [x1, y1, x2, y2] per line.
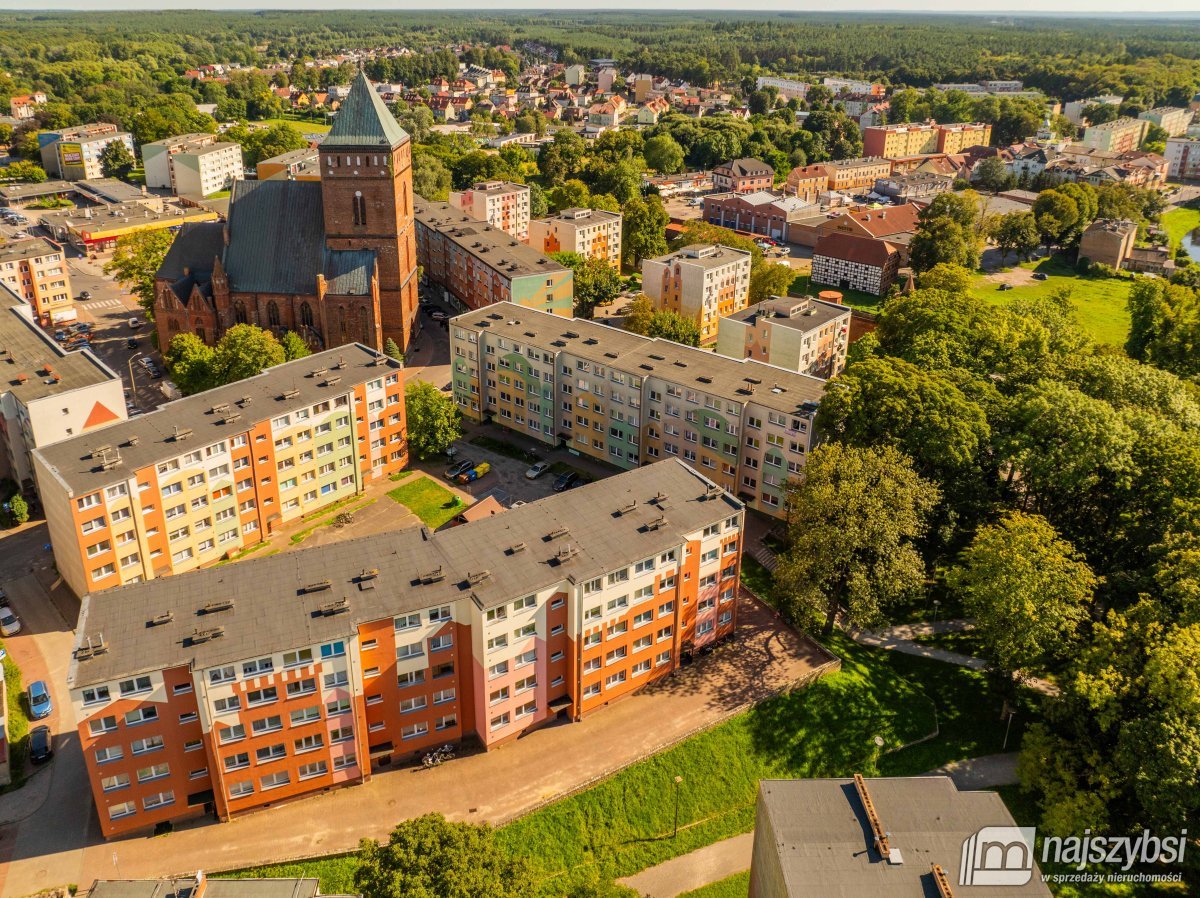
[849, 620, 1058, 695]
[619, 752, 1022, 898]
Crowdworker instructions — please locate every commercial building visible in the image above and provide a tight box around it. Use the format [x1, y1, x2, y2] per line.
[754, 76, 810, 101]
[0, 284, 125, 498]
[451, 303, 826, 516]
[0, 180, 76, 208]
[1138, 106, 1193, 138]
[810, 232, 902, 296]
[749, 777, 1052, 898]
[33, 344, 407, 600]
[712, 158, 775, 194]
[449, 180, 531, 241]
[642, 244, 753, 344]
[0, 237, 74, 327]
[715, 295, 851, 379]
[69, 459, 744, 838]
[1078, 218, 1138, 269]
[814, 203, 921, 263]
[863, 123, 939, 158]
[255, 148, 321, 182]
[527, 207, 622, 269]
[39, 124, 136, 182]
[1165, 137, 1200, 179]
[142, 133, 245, 198]
[872, 171, 953, 200]
[153, 73, 421, 355]
[702, 191, 814, 241]
[1080, 117, 1151, 155]
[935, 122, 993, 154]
[38, 202, 219, 255]
[415, 200, 573, 316]
[86, 872, 339, 898]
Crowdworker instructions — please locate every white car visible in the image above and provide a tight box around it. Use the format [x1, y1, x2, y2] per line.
[525, 461, 551, 479]
[0, 607, 21, 637]
[129, 317, 142, 329]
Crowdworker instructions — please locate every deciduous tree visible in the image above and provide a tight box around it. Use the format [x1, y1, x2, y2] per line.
[405, 380, 462, 460]
[104, 228, 176, 319]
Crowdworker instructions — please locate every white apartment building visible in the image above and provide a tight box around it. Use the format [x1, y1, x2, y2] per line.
[641, 244, 753, 344]
[143, 133, 245, 197]
[1165, 137, 1200, 180]
[448, 181, 531, 241]
[1138, 107, 1194, 138]
[527, 208, 622, 269]
[755, 77, 810, 101]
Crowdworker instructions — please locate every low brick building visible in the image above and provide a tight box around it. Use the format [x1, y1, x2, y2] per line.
[702, 191, 815, 241]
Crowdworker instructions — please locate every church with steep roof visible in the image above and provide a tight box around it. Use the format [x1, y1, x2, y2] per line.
[153, 72, 420, 354]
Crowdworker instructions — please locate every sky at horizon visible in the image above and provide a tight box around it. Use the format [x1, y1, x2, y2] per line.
[4, 1, 1200, 14]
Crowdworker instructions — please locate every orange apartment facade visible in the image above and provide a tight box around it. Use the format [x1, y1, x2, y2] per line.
[0, 237, 74, 327]
[785, 157, 892, 199]
[863, 122, 993, 158]
[641, 244, 753, 344]
[527, 208, 623, 269]
[33, 345, 407, 599]
[69, 460, 744, 838]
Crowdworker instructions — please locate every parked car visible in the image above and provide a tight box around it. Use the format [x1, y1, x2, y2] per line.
[126, 337, 139, 349]
[457, 461, 491, 484]
[998, 283, 1014, 291]
[148, 365, 163, 379]
[1032, 272, 1049, 281]
[525, 461, 551, 479]
[29, 725, 53, 764]
[53, 329, 68, 342]
[430, 310, 448, 322]
[78, 290, 92, 300]
[138, 356, 156, 370]
[27, 680, 52, 719]
[0, 606, 21, 636]
[553, 471, 580, 492]
[72, 322, 92, 333]
[128, 317, 142, 329]
[446, 458, 475, 479]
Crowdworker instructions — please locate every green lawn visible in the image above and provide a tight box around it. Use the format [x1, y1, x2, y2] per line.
[970, 257, 1132, 348]
[678, 871, 750, 898]
[225, 628, 1031, 895]
[789, 273, 883, 312]
[1159, 207, 1200, 252]
[1, 640, 29, 791]
[386, 476, 467, 529]
[252, 116, 332, 134]
[911, 628, 985, 658]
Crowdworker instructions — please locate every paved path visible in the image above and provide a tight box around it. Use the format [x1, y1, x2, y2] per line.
[0, 594, 836, 895]
[849, 620, 1058, 695]
[620, 751, 1021, 898]
[620, 833, 754, 898]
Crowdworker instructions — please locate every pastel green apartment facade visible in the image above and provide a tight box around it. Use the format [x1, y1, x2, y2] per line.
[451, 303, 827, 517]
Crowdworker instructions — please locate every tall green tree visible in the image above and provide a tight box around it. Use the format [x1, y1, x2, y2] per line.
[645, 309, 701, 346]
[644, 133, 685, 175]
[949, 512, 1094, 688]
[1126, 277, 1200, 379]
[164, 332, 216, 395]
[991, 211, 1040, 264]
[749, 262, 795, 306]
[776, 443, 940, 634]
[917, 263, 973, 294]
[354, 814, 533, 898]
[99, 139, 136, 180]
[210, 324, 286, 385]
[405, 380, 462, 460]
[104, 228, 176, 319]
[279, 331, 311, 361]
[621, 195, 669, 268]
[550, 252, 622, 319]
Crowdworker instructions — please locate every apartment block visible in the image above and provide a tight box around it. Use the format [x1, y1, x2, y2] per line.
[0, 284, 125, 497]
[256, 148, 321, 182]
[414, 200, 573, 316]
[786, 158, 892, 199]
[528, 208, 622, 269]
[1138, 106, 1193, 138]
[1078, 218, 1138, 269]
[39, 124, 136, 181]
[862, 123, 939, 158]
[642, 244, 752, 344]
[1081, 117, 1151, 155]
[69, 460, 744, 838]
[935, 122, 993, 153]
[1165, 137, 1200, 180]
[715, 295, 851, 379]
[755, 76, 810, 101]
[142, 133, 244, 197]
[449, 181, 531, 241]
[34, 345, 407, 599]
[450, 303, 826, 516]
[0, 237, 74, 327]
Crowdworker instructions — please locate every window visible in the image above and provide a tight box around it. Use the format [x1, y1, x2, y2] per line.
[433, 688, 455, 705]
[109, 800, 137, 820]
[82, 685, 111, 705]
[283, 649, 313, 668]
[330, 726, 354, 743]
[656, 650, 672, 666]
[485, 606, 507, 623]
[584, 632, 601, 648]
[394, 613, 421, 631]
[229, 780, 254, 798]
[633, 635, 653, 651]
[396, 641, 423, 660]
[290, 706, 321, 725]
[299, 761, 328, 780]
[489, 713, 510, 731]
[261, 771, 291, 790]
[605, 647, 627, 666]
[101, 772, 130, 792]
[512, 595, 536, 612]
[516, 700, 537, 718]
[605, 671, 627, 689]
[224, 752, 250, 771]
[488, 660, 509, 679]
[632, 660, 651, 676]
[583, 577, 602, 594]
[396, 670, 425, 689]
[429, 606, 452, 623]
[209, 666, 235, 685]
[489, 686, 510, 705]
[515, 675, 536, 693]
[320, 641, 346, 659]
[487, 634, 508, 652]
[583, 684, 601, 698]
[327, 699, 352, 716]
[436, 714, 458, 731]
[124, 706, 158, 726]
[245, 687, 278, 706]
[131, 735, 165, 754]
[400, 695, 427, 714]
[213, 695, 240, 714]
[95, 745, 123, 764]
[255, 744, 286, 763]
[607, 568, 629, 585]
[242, 657, 273, 677]
[219, 724, 246, 744]
[401, 722, 429, 740]
[634, 557, 655, 574]
[606, 595, 629, 613]
[251, 715, 283, 735]
[324, 670, 349, 689]
[513, 623, 535, 639]
[429, 634, 453, 652]
[658, 626, 673, 642]
[333, 754, 357, 770]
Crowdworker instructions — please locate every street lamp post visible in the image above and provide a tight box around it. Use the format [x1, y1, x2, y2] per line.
[127, 352, 143, 409]
[672, 775, 683, 838]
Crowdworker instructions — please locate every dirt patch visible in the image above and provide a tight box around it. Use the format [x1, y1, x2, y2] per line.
[983, 267, 1036, 287]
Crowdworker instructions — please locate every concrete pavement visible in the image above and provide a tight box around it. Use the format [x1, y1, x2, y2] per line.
[926, 753, 1020, 790]
[620, 833, 754, 898]
[0, 593, 834, 894]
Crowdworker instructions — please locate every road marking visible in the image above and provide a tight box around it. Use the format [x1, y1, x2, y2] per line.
[81, 299, 124, 310]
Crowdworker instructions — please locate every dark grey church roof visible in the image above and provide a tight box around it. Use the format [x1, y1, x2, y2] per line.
[223, 179, 327, 295]
[159, 221, 225, 305]
[322, 248, 375, 296]
[322, 70, 410, 150]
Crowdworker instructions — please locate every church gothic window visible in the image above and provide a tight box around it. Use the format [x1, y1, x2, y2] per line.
[233, 301, 247, 325]
[267, 301, 280, 327]
[300, 302, 314, 328]
[358, 307, 370, 344]
[353, 191, 367, 227]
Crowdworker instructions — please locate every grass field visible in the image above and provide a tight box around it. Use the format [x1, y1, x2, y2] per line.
[970, 258, 1132, 347]
[223, 625, 1031, 895]
[386, 475, 466, 529]
[252, 116, 331, 134]
[789, 273, 883, 312]
[1159, 207, 1200, 252]
[678, 871, 751, 898]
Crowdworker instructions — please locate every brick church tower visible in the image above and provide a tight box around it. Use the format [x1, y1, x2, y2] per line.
[319, 71, 420, 352]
